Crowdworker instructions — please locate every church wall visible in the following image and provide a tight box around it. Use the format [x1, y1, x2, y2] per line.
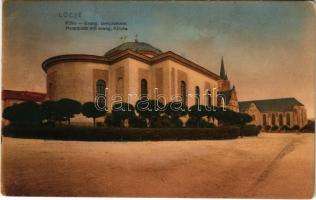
[46, 62, 109, 103]
[126, 58, 151, 105]
[152, 60, 171, 103]
[167, 60, 217, 108]
[46, 62, 109, 124]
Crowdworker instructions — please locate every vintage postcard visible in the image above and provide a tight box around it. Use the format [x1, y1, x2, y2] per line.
[1, 0, 315, 198]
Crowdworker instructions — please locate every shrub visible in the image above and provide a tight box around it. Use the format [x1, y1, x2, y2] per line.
[241, 125, 261, 136]
[186, 117, 213, 128]
[280, 125, 291, 132]
[300, 120, 315, 133]
[3, 125, 241, 141]
[135, 99, 164, 127]
[151, 116, 177, 128]
[82, 102, 106, 127]
[3, 101, 42, 126]
[264, 125, 271, 132]
[111, 102, 136, 127]
[291, 125, 300, 130]
[271, 125, 279, 131]
[55, 98, 81, 125]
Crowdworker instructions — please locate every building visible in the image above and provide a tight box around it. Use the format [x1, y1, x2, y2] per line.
[42, 41, 238, 123]
[2, 90, 46, 109]
[239, 98, 307, 128]
[217, 57, 239, 112]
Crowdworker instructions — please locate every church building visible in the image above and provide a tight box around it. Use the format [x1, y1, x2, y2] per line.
[42, 40, 238, 123]
[239, 98, 307, 128]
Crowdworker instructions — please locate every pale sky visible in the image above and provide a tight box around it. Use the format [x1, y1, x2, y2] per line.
[3, 1, 315, 118]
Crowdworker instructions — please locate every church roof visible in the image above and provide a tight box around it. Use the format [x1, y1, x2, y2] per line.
[2, 90, 46, 102]
[217, 86, 236, 105]
[239, 97, 304, 112]
[104, 41, 162, 57]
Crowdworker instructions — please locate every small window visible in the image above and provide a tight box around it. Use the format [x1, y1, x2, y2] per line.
[279, 114, 283, 126]
[286, 113, 291, 126]
[262, 114, 267, 126]
[141, 79, 148, 98]
[96, 80, 106, 105]
[272, 114, 276, 126]
[181, 81, 186, 105]
[207, 90, 211, 107]
[195, 86, 200, 105]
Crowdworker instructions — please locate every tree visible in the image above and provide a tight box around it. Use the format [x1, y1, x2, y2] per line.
[55, 98, 81, 125]
[188, 105, 208, 127]
[82, 102, 106, 127]
[3, 101, 42, 126]
[41, 100, 57, 125]
[165, 101, 188, 119]
[135, 99, 164, 127]
[111, 102, 136, 127]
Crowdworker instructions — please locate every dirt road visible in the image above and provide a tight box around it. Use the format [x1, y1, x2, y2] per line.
[1, 133, 314, 197]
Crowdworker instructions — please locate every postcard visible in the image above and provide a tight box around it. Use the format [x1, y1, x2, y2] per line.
[2, 0, 315, 198]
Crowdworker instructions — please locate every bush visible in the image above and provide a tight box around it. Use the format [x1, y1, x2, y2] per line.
[280, 125, 291, 132]
[271, 125, 279, 131]
[264, 125, 271, 132]
[300, 120, 315, 133]
[2, 125, 240, 141]
[291, 125, 300, 131]
[186, 117, 213, 128]
[241, 125, 261, 136]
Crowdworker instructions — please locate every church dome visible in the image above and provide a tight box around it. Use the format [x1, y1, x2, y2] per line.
[104, 41, 162, 57]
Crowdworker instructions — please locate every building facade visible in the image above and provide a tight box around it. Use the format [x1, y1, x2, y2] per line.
[239, 98, 307, 128]
[42, 41, 238, 123]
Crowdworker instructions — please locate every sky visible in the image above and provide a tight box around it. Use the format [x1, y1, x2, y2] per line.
[3, 1, 315, 118]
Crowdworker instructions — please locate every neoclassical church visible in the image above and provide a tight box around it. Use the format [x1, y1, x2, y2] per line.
[42, 40, 238, 123]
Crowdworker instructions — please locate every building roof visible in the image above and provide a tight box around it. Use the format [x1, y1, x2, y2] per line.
[219, 56, 228, 80]
[2, 90, 46, 102]
[239, 97, 304, 112]
[104, 41, 162, 57]
[217, 85, 237, 106]
[42, 50, 220, 80]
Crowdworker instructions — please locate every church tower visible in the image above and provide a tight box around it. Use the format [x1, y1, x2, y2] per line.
[217, 57, 231, 91]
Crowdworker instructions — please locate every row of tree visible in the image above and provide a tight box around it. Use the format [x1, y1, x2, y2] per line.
[3, 98, 253, 128]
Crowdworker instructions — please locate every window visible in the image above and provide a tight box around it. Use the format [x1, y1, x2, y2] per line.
[195, 86, 200, 105]
[272, 114, 276, 126]
[96, 80, 106, 95]
[48, 82, 54, 99]
[279, 114, 283, 126]
[286, 113, 291, 126]
[207, 90, 211, 107]
[141, 79, 148, 98]
[96, 80, 106, 105]
[117, 77, 123, 95]
[180, 81, 186, 105]
[262, 114, 267, 126]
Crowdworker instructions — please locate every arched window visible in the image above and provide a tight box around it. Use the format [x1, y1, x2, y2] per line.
[279, 114, 283, 126]
[272, 114, 276, 126]
[195, 86, 200, 105]
[96, 80, 106, 96]
[286, 113, 291, 126]
[207, 90, 211, 107]
[262, 114, 267, 126]
[141, 79, 148, 98]
[96, 80, 106, 105]
[180, 81, 186, 105]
